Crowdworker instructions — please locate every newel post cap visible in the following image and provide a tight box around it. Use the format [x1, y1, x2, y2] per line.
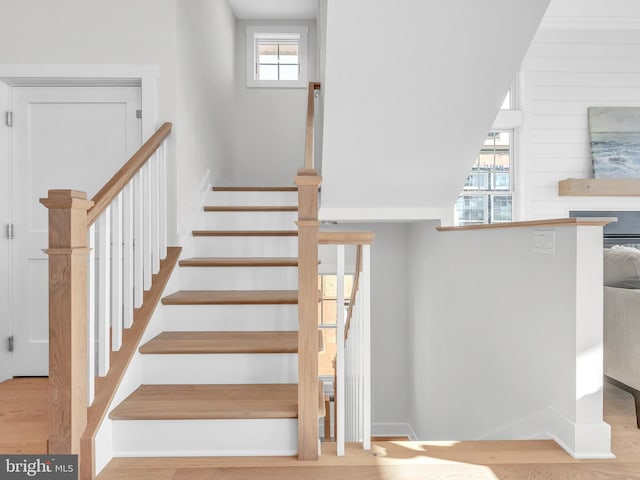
[40, 189, 94, 210]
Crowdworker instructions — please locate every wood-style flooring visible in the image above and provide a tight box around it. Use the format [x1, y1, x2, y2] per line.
[0, 377, 48, 453]
[2, 378, 640, 479]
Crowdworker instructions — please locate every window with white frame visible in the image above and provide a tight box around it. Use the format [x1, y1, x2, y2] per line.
[454, 84, 522, 226]
[246, 26, 308, 88]
[455, 130, 515, 226]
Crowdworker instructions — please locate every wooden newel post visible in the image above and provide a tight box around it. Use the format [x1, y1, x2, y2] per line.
[40, 190, 94, 455]
[295, 170, 322, 460]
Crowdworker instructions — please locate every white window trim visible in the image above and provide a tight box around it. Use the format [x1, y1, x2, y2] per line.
[246, 25, 308, 88]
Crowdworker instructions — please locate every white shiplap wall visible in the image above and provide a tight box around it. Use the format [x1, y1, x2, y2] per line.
[520, 26, 640, 219]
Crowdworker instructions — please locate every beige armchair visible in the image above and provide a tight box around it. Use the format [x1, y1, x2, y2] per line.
[603, 246, 640, 428]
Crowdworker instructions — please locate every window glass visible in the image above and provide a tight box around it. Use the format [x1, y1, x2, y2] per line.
[455, 131, 513, 226]
[257, 42, 300, 81]
[247, 27, 307, 87]
[318, 275, 353, 377]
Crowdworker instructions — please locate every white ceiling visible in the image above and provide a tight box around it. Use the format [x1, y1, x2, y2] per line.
[228, 0, 317, 20]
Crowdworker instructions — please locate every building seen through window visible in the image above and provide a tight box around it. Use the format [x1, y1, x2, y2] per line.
[256, 40, 299, 81]
[455, 130, 513, 226]
[318, 274, 353, 378]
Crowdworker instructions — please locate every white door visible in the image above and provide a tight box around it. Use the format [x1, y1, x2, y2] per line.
[10, 85, 142, 376]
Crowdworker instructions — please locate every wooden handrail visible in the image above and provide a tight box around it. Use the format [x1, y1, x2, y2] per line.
[319, 231, 375, 245]
[345, 245, 363, 340]
[87, 122, 172, 226]
[436, 216, 615, 232]
[304, 82, 321, 170]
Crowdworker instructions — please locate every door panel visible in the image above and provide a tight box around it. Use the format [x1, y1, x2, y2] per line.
[11, 86, 141, 376]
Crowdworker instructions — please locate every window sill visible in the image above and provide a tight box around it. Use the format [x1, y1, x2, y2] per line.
[246, 79, 308, 89]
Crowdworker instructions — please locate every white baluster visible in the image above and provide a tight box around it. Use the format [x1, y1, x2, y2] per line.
[97, 209, 111, 376]
[151, 151, 160, 274]
[143, 162, 152, 290]
[159, 140, 167, 259]
[362, 244, 371, 450]
[133, 172, 144, 307]
[87, 224, 96, 405]
[336, 245, 345, 456]
[122, 183, 134, 328]
[111, 193, 123, 351]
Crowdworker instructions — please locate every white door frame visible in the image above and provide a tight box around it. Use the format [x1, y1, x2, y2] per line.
[0, 64, 158, 382]
[0, 81, 10, 381]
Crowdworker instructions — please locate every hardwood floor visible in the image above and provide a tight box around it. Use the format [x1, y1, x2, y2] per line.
[2, 378, 640, 479]
[0, 377, 48, 453]
[99, 382, 640, 479]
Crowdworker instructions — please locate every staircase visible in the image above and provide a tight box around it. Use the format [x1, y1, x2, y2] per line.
[108, 185, 322, 457]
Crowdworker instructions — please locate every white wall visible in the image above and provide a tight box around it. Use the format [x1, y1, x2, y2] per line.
[230, 20, 317, 186]
[0, 0, 181, 235]
[176, 0, 237, 230]
[520, 2, 640, 219]
[320, 0, 550, 220]
[319, 223, 412, 434]
[0, 0, 177, 126]
[407, 221, 611, 458]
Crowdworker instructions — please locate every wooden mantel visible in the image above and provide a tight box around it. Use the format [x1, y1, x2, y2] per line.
[558, 178, 640, 196]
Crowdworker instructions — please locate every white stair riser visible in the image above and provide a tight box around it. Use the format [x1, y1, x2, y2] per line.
[163, 305, 299, 331]
[193, 236, 298, 257]
[141, 354, 297, 384]
[178, 266, 298, 290]
[203, 211, 298, 230]
[112, 419, 297, 457]
[208, 191, 297, 206]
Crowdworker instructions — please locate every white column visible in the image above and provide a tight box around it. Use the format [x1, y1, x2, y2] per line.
[336, 244, 346, 456]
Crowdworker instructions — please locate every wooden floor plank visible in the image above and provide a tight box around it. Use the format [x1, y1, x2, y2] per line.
[0, 377, 48, 454]
[203, 206, 297, 212]
[161, 290, 299, 305]
[179, 257, 299, 267]
[109, 384, 299, 420]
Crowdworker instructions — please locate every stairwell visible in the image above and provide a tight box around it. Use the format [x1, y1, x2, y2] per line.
[107, 185, 323, 457]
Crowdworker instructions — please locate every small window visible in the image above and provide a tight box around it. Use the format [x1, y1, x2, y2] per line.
[455, 131, 515, 226]
[246, 26, 308, 88]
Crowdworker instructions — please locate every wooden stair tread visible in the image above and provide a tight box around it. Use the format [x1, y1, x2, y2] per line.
[109, 384, 298, 420]
[162, 290, 299, 305]
[212, 186, 297, 192]
[139, 331, 324, 354]
[204, 205, 297, 212]
[179, 257, 299, 267]
[192, 230, 298, 237]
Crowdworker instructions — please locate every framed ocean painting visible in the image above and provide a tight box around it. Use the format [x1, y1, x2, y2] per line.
[588, 107, 640, 178]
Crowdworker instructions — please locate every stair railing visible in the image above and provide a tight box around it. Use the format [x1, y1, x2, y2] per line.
[319, 232, 374, 456]
[304, 82, 321, 170]
[297, 81, 373, 457]
[296, 82, 323, 459]
[40, 122, 173, 476]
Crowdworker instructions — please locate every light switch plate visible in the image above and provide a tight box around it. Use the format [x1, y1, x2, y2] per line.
[533, 230, 555, 254]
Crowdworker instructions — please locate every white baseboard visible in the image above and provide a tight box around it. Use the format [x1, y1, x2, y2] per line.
[371, 422, 418, 441]
[545, 406, 615, 459]
[478, 405, 614, 459]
